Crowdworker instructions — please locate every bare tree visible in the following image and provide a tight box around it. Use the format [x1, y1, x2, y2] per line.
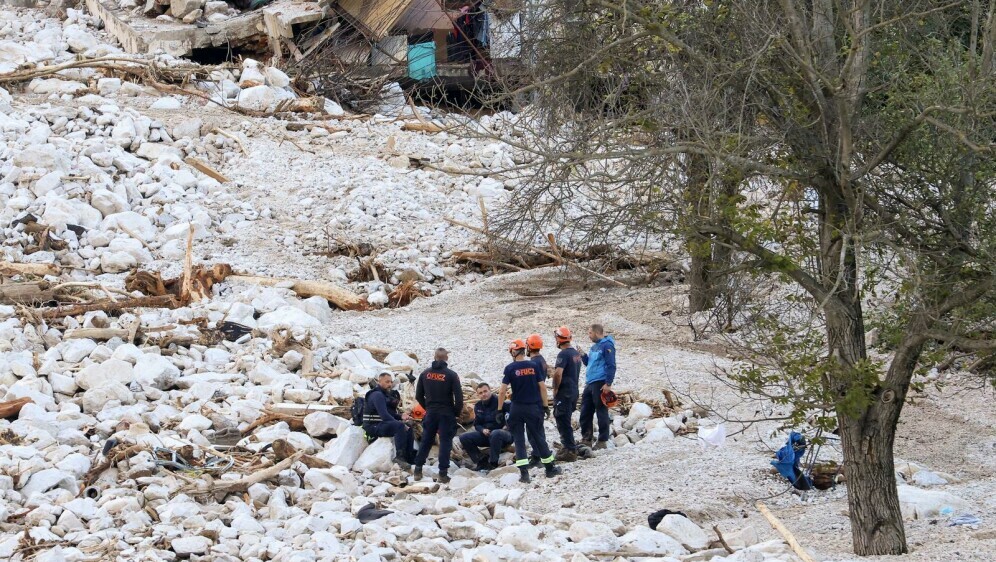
[490, 0, 996, 555]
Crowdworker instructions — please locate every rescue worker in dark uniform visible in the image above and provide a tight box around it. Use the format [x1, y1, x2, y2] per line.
[525, 333, 552, 467]
[362, 372, 415, 468]
[413, 348, 463, 483]
[550, 326, 584, 460]
[459, 382, 513, 471]
[498, 339, 562, 483]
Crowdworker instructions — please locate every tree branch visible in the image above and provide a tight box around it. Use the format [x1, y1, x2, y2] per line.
[924, 330, 996, 351]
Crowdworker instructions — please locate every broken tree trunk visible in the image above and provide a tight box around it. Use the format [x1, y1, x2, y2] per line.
[0, 397, 33, 419]
[0, 263, 61, 277]
[207, 452, 303, 495]
[227, 275, 366, 311]
[38, 295, 177, 319]
[0, 281, 56, 304]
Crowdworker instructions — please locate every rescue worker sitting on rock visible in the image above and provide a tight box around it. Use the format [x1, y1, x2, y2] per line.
[459, 382, 513, 471]
[362, 372, 416, 468]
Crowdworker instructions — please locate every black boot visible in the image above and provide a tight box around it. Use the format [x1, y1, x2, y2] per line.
[413, 465, 423, 480]
[528, 455, 542, 468]
[544, 462, 562, 478]
[394, 457, 411, 470]
[438, 471, 450, 484]
[519, 467, 530, 483]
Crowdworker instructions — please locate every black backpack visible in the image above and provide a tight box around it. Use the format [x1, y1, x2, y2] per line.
[351, 396, 365, 426]
[352, 386, 381, 426]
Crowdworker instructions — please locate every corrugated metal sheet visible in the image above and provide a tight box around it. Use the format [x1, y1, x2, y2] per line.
[394, 0, 453, 32]
[335, 0, 415, 40]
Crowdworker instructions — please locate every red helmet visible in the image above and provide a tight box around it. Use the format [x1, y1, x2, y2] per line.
[411, 404, 426, 420]
[601, 388, 619, 408]
[526, 333, 543, 351]
[508, 339, 527, 354]
[554, 326, 572, 343]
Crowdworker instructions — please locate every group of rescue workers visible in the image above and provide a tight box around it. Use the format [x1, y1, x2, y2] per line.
[360, 324, 618, 484]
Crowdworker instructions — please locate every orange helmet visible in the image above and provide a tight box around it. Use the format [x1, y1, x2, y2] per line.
[554, 326, 572, 343]
[601, 387, 619, 408]
[509, 339, 527, 354]
[526, 333, 543, 351]
[411, 404, 426, 420]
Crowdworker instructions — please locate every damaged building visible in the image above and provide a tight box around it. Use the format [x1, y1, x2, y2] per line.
[87, 0, 524, 99]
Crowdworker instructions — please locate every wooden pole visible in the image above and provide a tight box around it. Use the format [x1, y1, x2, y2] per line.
[755, 502, 818, 562]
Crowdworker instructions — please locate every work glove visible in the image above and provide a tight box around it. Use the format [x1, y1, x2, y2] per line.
[543, 406, 551, 420]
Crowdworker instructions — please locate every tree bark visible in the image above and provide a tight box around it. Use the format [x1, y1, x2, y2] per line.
[686, 153, 714, 313]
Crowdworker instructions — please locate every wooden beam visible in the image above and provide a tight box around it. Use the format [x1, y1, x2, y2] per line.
[755, 502, 818, 562]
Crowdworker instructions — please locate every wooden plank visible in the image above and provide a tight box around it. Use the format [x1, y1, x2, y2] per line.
[756, 502, 819, 562]
[184, 157, 230, 183]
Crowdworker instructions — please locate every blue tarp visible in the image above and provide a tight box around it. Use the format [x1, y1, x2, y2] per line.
[408, 42, 437, 81]
[771, 431, 813, 490]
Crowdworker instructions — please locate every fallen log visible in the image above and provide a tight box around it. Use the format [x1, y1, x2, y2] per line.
[227, 274, 366, 311]
[401, 122, 443, 133]
[38, 295, 177, 319]
[65, 328, 132, 341]
[0, 281, 56, 304]
[206, 452, 303, 495]
[241, 410, 307, 435]
[0, 263, 61, 277]
[0, 397, 33, 419]
[444, 217, 627, 287]
[755, 502, 818, 562]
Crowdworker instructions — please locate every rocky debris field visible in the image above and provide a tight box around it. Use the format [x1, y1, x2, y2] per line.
[2, 5, 995, 562]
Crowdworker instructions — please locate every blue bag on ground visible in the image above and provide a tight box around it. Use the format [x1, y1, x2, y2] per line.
[772, 431, 814, 490]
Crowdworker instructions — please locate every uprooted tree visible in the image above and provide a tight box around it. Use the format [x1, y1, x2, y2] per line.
[491, 0, 996, 555]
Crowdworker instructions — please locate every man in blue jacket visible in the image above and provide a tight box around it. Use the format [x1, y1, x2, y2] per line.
[413, 348, 463, 483]
[458, 383, 513, 471]
[578, 324, 616, 449]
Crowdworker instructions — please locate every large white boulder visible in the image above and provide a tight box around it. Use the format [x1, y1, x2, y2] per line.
[263, 67, 290, 88]
[171, 535, 211, 556]
[624, 402, 653, 428]
[58, 339, 97, 363]
[101, 211, 156, 242]
[619, 526, 688, 556]
[497, 524, 541, 552]
[81, 382, 135, 413]
[257, 306, 322, 331]
[76, 358, 134, 390]
[325, 380, 355, 401]
[134, 353, 180, 390]
[63, 25, 97, 53]
[569, 521, 616, 543]
[111, 117, 136, 148]
[352, 437, 395, 472]
[237, 85, 278, 112]
[304, 412, 348, 438]
[170, 0, 204, 19]
[384, 351, 418, 372]
[336, 349, 387, 383]
[100, 251, 137, 273]
[304, 466, 358, 495]
[172, 118, 203, 139]
[19, 468, 77, 498]
[897, 485, 971, 519]
[655, 515, 709, 551]
[42, 196, 102, 231]
[91, 190, 130, 216]
[318, 425, 368, 469]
